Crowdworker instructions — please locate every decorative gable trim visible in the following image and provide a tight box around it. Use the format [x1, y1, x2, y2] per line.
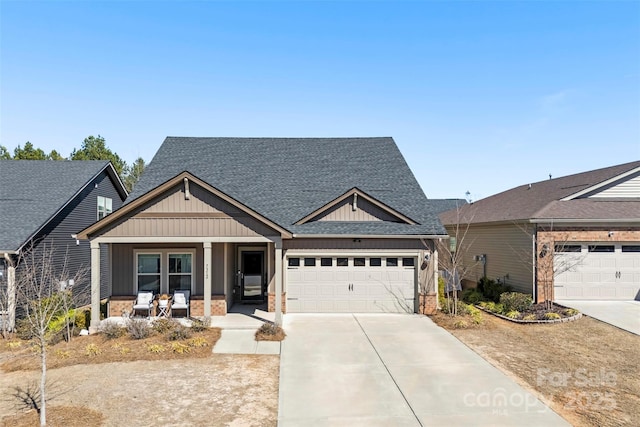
[78, 171, 292, 239]
[294, 188, 417, 226]
[561, 166, 640, 200]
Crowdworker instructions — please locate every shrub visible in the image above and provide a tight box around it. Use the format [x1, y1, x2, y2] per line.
[522, 314, 537, 321]
[147, 344, 165, 353]
[111, 343, 130, 354]
[171, 342, 191, 354]
[494, 303, 505, 314]
[499, 292, 533, 313]
[477, 277, 513, 302]
[564, 308, 579, 316]
[191, 318, 210, 332]
[55, 349, 71, 359]
[453, 319, 469, 329]
[461, 288, 484, 304]
[466, 305, 483, 324]
[437, 277, 446, 308]
[441, 299, 469, 315]
[544, 312, 561, 320]
[7, 341, 22, 350]
[167, 325, 191, 341]
[127, 319, 152, 340]
[188, 337, 209, 348]
[152, 318, 177, 334]
[74, 310, 90, 331]
[505, 310, 520, 319]
[100, 322, 126, 339]
[84, 343, 101, 357]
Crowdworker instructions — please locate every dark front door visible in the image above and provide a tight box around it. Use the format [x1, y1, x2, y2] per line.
[241, 251, 264, 301]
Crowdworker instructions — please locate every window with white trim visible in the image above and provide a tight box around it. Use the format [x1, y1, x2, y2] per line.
[168, 253, 193, 293]
[137, 253, 161, 294]
[97, 196, 113, 220]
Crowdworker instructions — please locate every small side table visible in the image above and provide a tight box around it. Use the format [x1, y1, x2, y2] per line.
[157, 300, 171, 318]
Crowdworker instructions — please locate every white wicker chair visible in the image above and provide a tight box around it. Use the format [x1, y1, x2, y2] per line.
[171, 290, 190, 318]
[132, 291, 154, 318]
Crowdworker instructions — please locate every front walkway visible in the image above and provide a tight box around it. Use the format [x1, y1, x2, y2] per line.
[558, 300, 640, 335]
[278, 314, 569, 426]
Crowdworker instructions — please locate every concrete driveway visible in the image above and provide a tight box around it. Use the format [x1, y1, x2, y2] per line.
[278, 314, 569, 426]
[558, 300, 640, 335]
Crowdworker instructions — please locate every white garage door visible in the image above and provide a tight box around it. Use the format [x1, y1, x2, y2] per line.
[286, 255, 416, 313]
[554, 244, 640, 300]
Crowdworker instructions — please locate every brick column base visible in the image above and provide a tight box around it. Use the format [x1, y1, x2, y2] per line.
[418, 293, 437, 315]
[268, 293, 286, 313]
[190, 296, 227, 317]
[108, 296, 136, 317]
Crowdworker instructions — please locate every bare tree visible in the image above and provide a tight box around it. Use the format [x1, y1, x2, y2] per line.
[511, 224, 586, 310]
[15, 244, 85, 426]
[427, 202, 480, 316]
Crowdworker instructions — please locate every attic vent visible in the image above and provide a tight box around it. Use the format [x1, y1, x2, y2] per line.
[184, 178, 191, 200]
[352, 193, 358, 211]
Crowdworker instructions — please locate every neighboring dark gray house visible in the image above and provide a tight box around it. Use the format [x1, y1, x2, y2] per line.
[0, 160, 127, 329]
[79, 137, 449, 329]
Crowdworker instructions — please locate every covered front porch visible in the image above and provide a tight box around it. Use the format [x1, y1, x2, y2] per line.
[88, 237, 284, 331]
[79, 173, 292, 332]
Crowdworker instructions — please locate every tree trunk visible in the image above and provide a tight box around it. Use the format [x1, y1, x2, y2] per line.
[40, 337, 46, 426]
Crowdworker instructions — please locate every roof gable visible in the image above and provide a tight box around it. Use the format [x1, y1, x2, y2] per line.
[0, 160, 125, 251]
[295, 188, 416, 225]
[79, 172, 292, 239]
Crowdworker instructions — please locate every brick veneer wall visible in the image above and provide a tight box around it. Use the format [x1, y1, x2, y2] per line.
[268, 293, 287, 313]
[190, 296, 227, 316]
[535, 228, 640, 303]
[109, 295, 228, 317]
[418, 293, 437, 315]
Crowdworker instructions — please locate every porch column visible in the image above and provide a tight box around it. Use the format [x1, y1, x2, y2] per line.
[4, 254, 16, 332]
[433, 248, 439, 309]
[89, 241, 101, 333]
[274, 239, 282, 325]
[203, 242, 212, 317]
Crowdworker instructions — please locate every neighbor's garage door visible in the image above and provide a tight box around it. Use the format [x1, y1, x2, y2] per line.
[554, 244, 640, 300]
[286, 255, 416, 313]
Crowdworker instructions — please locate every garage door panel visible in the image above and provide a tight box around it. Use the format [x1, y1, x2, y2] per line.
[287, 256, 416, 313]
[555, 246, 640, 301]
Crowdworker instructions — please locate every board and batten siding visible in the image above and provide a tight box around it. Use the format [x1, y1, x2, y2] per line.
[448, 223, 534, 294]
[99, 183, 278, 238]
[283, 238, 425, 251]
[109, 243, 229, 296]
[309, 198, 401, 222]
[20, 169, 124, 304]
[587, 172, 640, 198]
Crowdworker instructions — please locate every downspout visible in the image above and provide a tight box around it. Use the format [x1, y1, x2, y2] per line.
[532, 226, 537, 303]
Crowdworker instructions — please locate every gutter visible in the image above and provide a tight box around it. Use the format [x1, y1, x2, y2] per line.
[290, 234, 449, 239]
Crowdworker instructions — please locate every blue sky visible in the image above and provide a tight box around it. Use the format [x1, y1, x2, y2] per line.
[1, 1, 638, 200]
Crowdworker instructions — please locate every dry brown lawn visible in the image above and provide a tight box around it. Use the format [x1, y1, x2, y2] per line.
[432, 312, 640, 427]
[0, 327, 279, 426]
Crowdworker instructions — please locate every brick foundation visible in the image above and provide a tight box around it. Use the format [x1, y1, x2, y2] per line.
[267, 293, 286, 313]
[418, 293, 437, 315]
[190, 295, 227, 317]
[535, 228, 640, 303]
[108, 296, 136, 317]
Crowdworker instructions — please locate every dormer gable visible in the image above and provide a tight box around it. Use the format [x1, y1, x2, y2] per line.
[295, 188, 417, 225]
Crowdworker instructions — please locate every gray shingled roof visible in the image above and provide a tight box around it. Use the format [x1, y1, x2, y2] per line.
[127, 137, 447, 236]
[0, 160, 111, 251]
[440, 160, 640, 225]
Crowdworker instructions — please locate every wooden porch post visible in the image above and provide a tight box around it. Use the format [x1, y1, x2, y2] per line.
[203, 242, 212, 317]
[90, 241, 101, 332]
[274, 239, 282, 325]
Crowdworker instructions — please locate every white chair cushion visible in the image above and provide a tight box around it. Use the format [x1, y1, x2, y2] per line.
[174, 294, 186, 304]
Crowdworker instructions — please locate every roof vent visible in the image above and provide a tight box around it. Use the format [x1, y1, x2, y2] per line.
[528, 184, 531, 190]
[184, 177, 191, 200]
[352, 193, 358, 211]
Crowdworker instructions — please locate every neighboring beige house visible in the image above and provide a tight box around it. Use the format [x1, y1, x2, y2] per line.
[79, 137, 450, 330]
[439, 161, 640, 303]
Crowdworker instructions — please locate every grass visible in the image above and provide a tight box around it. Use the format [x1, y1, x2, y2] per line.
[0, 406, 104, 427]
[431, 312, 640, 427]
